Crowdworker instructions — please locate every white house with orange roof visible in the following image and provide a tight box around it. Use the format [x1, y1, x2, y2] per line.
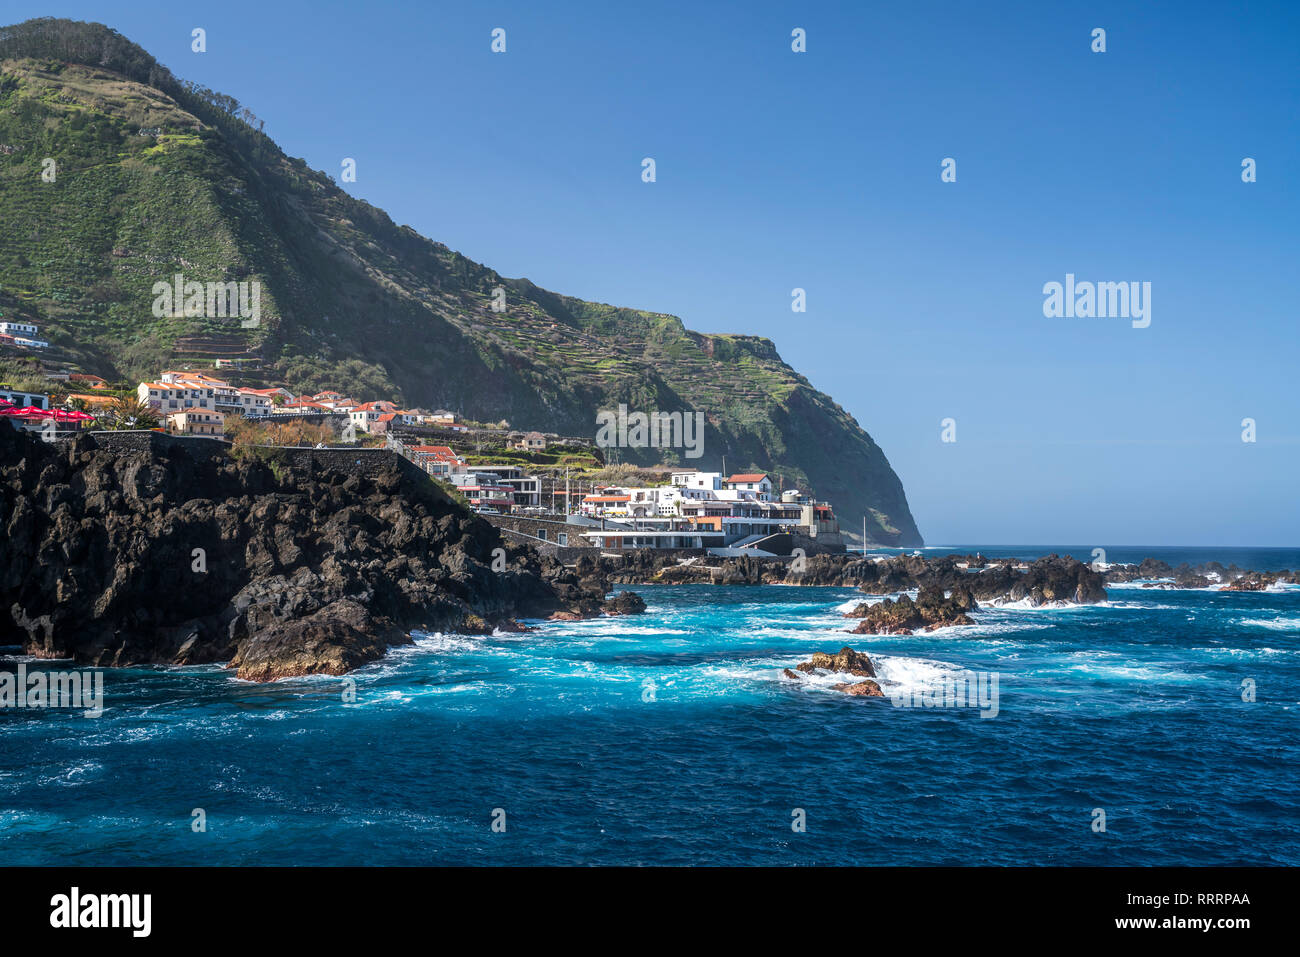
[138, 376, 219, 413]
[312, 395, 359, 412]
[271, 399, 332, 414]
[348, 400, 398, 432]
[232, 387, 279, 416]
[722, 472, 775, 502]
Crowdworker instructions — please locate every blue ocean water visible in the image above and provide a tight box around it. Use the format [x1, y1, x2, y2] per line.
[861, 545, 1300, 573]
[2, 546, 1298, 866]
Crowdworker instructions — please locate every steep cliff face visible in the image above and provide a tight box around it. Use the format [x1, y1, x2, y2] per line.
[0, 422, 606, 679]
[0, 17, 922, 545]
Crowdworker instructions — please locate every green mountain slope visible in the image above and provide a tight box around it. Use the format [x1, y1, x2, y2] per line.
[0, 17, 922, 545]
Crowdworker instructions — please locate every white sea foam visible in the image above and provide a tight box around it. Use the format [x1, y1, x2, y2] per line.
[1193, 646, 1289, 657]
[1060, 655, 1209, 683]
[982, 597, 1092, 611]
[1101, 600, 1180, 611]
[955, 619, 1052, 637]
[1238, 617, 1300, 632]
[783, 652, 973, 701]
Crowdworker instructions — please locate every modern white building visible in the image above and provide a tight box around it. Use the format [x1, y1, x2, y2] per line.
[579, 469, 829, 550]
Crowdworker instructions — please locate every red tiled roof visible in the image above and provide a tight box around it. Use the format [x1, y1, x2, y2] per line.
[410, 445, 461, 458]
[726, 473, 770, 483]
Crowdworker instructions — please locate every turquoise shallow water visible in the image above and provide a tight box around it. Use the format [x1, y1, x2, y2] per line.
[2, 548, 1298, 865]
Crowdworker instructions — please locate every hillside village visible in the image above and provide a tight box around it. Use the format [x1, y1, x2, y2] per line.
[1, 354, 850, 557]
[0, 21, 923, 549]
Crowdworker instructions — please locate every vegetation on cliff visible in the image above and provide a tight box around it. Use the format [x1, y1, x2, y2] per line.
[0, 17, 921, 545]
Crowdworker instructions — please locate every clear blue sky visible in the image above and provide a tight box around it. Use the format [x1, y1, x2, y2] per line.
[13, 1, 1299, 545]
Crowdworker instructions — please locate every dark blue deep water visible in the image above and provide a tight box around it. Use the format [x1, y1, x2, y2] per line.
[3, 546, 1298, 865]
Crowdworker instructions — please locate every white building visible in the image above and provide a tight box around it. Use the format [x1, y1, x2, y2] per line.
[0, 321, 39, 337]
[0, 386, 49, 409]
[469, 463, 541, 507]
[671, 470, 723, 491]
[722, 473, 775, 502]
[138, 377, 217, 413]
[581, 469, 830, 550]
[348, 401, 396, 432]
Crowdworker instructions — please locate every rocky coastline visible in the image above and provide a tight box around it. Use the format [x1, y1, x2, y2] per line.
[6, 420, 1291, 682]
[601, 550, 1109, 607]
[1102, 558, 1299, 591]
[0, 424, 628, 681]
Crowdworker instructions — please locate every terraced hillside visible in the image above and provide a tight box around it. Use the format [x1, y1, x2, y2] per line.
[0, 17, 921, 545]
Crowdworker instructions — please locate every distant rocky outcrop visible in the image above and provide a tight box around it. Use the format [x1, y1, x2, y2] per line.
[0, 425, 607, 680]
[1105, 559, 1297, 591]
[601, 551, 1109, 604]
[854, 554, 1106, 606]
[1103, 558, 1176, 583]
[1222, 575, 1272, 592]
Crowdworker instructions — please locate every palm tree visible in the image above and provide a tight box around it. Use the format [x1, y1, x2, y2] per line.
[98, 395, 160, 430]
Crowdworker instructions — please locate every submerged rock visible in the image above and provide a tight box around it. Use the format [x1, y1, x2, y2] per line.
[830, 680, 884, 697]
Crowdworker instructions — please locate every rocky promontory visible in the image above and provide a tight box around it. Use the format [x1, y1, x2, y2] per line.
[0, 425, 608, 680]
